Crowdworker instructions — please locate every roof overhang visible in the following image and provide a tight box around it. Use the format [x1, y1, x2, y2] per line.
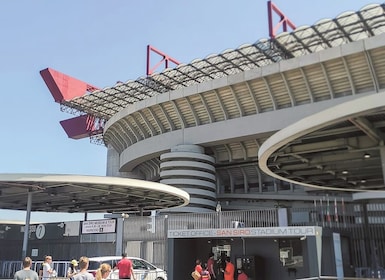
[0, 173, 190, 213]
[258, 91, 385, 192]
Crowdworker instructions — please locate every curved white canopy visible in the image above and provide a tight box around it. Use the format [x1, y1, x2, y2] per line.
[0, 173, 190, 213]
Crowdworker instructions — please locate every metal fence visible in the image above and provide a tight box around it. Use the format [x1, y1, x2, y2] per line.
[288, 203, 385, 273]
[122, 204, 385, 277]
[167, 208, 278, 229]
[2, 204, 385, 279]
[0, 261, 71, 279]
[296, 277, 383, 280]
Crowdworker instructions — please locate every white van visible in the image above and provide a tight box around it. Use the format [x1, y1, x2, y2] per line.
[87, 256, 167, 280]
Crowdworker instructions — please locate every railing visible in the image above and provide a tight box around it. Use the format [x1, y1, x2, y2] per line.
[0, 261, 165, 280]
[296, 277, 381, 280]
[1, 277, 163, 280]
[0, 261, 70, 279]
[167, 209, 278, 229]
[0, 261, 22, 278]
[2, 205, 385, 279]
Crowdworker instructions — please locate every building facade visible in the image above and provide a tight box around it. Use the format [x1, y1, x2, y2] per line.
[36, 3, 385, 279]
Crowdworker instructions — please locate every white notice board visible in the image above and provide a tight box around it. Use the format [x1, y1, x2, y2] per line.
[82, 219, 116, 234]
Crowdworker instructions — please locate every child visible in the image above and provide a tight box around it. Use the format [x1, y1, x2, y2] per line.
[201, 263, 211, 280]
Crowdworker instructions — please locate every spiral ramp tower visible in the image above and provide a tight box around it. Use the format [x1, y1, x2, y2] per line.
[160, 145, 216, 212]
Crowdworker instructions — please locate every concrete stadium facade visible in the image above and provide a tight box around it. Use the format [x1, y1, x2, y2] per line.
[103, 33, 385, 213]
[38, 3, 385, 214]
[34, 3, 385, 278]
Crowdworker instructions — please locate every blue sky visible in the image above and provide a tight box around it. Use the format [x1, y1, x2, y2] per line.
[0, 0, 380, 223]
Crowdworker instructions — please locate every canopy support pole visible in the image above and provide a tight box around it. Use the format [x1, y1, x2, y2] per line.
[22, 190, 33, 259]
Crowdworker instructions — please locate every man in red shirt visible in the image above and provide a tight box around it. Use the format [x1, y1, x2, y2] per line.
[207, 253, 216, 279]
[223, 257, 234, 280]
[115, 253, 135, 280]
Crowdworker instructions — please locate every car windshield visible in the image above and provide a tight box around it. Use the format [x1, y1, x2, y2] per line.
[88, 258, 157, 271]
[88, 261, 103, 270]
[131, 259, 155, 270]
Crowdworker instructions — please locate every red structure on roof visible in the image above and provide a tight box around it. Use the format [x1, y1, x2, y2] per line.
[40, 2, 297, 143]
[267, 1, 296, 39]
[146, 45, 180, 76]
[59, 115, 104, 140]
[40, 68, 103, 140]
[40, 68, 99, 102]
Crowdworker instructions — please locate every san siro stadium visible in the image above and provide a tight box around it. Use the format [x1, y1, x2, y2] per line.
[37, 2, 385, 279]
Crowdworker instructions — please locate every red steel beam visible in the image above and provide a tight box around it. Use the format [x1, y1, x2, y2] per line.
[60, 115, 104, 140]
[40, 68, 99, 103]
[267, 1, 296, 39]
[146, 45, 180, 76]
[40, 68, 103, 140]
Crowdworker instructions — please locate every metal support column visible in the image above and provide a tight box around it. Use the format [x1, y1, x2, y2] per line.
[164, 215, 168, 270]
[22, 190, 33, 259]
[104, 213, 129, 256]
[380, 146, 385, 185]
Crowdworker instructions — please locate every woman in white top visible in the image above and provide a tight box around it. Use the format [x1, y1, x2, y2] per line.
[41, 256, 54, 280]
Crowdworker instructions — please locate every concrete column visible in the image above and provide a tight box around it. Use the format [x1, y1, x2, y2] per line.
[305, 236, 320, 277]
[106, 145, 120, 177]
[116, 217, 124, 256]
[106, 144, 145, 179]
[380, 146, 385, 185]
[167, 238, 175, 280]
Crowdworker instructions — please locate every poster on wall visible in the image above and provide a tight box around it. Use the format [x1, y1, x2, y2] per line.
[64, 221, 80, 236]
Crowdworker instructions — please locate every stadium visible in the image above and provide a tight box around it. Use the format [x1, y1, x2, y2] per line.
[32, 1, 385, 279]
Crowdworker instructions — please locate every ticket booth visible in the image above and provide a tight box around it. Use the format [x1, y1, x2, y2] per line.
[167, 226, 323, 280]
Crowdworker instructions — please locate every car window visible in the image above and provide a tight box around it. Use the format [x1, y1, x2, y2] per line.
[140, 259, 155, 270]
[112, 259, 119, 268]
[131, 259, 155, 270]
[88, 261, 101, 270]
[89, 259, 120, 270]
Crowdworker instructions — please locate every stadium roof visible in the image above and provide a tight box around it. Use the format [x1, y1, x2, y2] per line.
[60, 3, 385, 120]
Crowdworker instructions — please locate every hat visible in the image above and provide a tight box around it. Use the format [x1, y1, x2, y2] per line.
[71, 260, 78, 266]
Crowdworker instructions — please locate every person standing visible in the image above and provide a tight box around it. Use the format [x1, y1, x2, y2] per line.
[72, 256, 94, 280]
[216, 253, 226, 280]
[194, 259, 203, 275]
[14, 257, 39, 280]
[95, 263, 111, 280]
[201, 263, 211, 280]
[223, 257, 235, 280]
[67, 259, 79, 279]
[207, 253, 216, 280]
[41, 256, 54, 280]
[237, 268, 248, 280]
[191, 259, 203, 280]
[114, 253, 135, 280]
